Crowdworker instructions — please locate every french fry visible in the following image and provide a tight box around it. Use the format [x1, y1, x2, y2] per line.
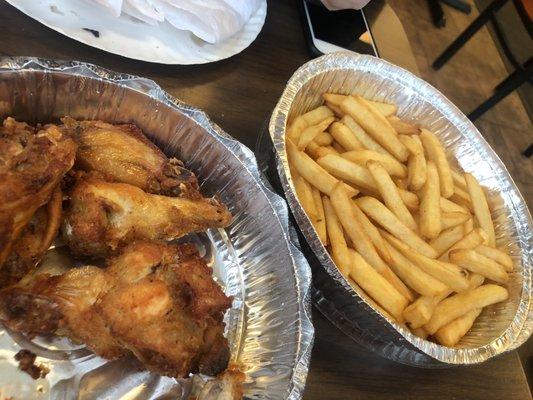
[403, 296, 437, 329]
[342, 150, 407, 178]
[465, 173, 496, 247]
[382, 231, 469, 292]
[316, 145, 339, 158]
[323, 197, 351, 276]
[475, 245, 513, 271]
[419, 162, 442, 239]
[388, 116, 420, 135]
[452, 169, 468, 191]
[361, 98, 398, 117]
[398, 134, 420, 155]
[430, 225, 464, 257]
[367, 160, 417, 232]
[331, 185, 413, 301]
[298, 117, 335, 150]
[424, 284, 508, 334]
[440, 228, 488, 262]
[293, 173, 317, 221]
[287, 140, 358, 197]
[302, 105, 335, 125]
[287, 115, 307, 142]
[440, 197, 469, 214]
[420, 129, 454, 198]
[340, 96, 409, 161]
[441, 212, 471, 230]
[341, 115, 391, 156]
[398, 189, 420, 211]
[357, 197, 438, 259]
[434, 308, 482, 347]
[317, 154, 376, 191]
[345, 273, 398, 322]
[352, 201, 393, 264]
[312, 188, 327, 245]
[323, 93, 347, 108]
[328, 122, 364, 151]
[450, 249, 509, 284]
[305, 140, 321, 159]
[394, 177, 408, 190]
[406, 136, 427, 191]
[463, 218, 474, 234]
[332, 141, 345, 153]
[385, 242, 448, 296]
[348, 250, 408, 321]
[411, 327, 428, 339]
[313, 130, 335, 146]
[450, 186, 474, 212]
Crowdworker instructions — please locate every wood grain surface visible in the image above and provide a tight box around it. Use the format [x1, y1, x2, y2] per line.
[0, 0, 531, 398]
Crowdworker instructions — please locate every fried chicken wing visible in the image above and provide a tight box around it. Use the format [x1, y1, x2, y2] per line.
[62, 118, 199, 198]
[0, 120, 76, 273]
[62, 176, 232, 257]
[0, 241, 232, 378]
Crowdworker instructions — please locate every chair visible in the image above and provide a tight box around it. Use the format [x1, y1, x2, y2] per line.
[432, 0, 533, 155]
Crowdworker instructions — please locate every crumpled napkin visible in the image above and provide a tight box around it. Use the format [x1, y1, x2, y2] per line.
[88, 0, 262, 43]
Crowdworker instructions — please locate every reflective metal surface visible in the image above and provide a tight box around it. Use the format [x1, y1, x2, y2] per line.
[269, 52, 532, 366]
[0, 57, 314, 399]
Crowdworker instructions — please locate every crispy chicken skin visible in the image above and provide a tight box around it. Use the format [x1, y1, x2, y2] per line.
[62, 175, 232, 257]
[0, 120, 76, 271]
[0, 242, 233, 377]
[62, 117, 199, 198]
[0, 187, 63, 287]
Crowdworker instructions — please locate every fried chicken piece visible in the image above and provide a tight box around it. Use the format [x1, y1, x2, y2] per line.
[0, 187, 63, 287]
[0, 120, 76, 270]
[61, 117, 199, 198]
[62, 175, 232, 257]
[0, 241, 233, 377]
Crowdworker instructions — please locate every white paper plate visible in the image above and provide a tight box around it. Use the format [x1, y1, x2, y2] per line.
[6, 0, 267, 65]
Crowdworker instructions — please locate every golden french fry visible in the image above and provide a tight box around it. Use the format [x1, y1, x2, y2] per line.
[314, 131, 334, 146]
[419, 161, 442, 239]
[331, 185, 413, 301]
[287, 140, 358, 197]
[440, 228, 488, 261]
[450, 186, 474, 212]
[430, 225, 464, 257]
[388, 116, 421, 135]
[329, 122, 364, 151]
[293, 173, 317, 221]
[420, 129, 454, 198]
[434, 308, 482, 347]
[316, 145, 339, 158]
[404, 136, 427, 192]
[463, 218, 474, 234]
[367, 160, 417, 232]
[440, 197, 469, 214]
[323, 197, 351, 276]
[394, 177, 408, 190]
[312, 189, 327, 245]
[398, 134, 420, 155]
[302, 105, 335, 125]
[465, 173, 495, 247]
[398, 189, 420, 211]
[298, 117, 335, 150]
[305, 140, 321, 159]
[358, 196, 438, 259]
[449, 249, 508, 284]
[441, 212, 471, 230]
[342, 150, 407, 178]
[382, 231, 469, 292]
[340, 96, 409, 161]
[411, 327, 428, 339]
[452, 169, 468, 191]
[287, 115, 307, 142]
[348, 250, 408, 321]
[403, 296, 437, 329]
[341, 115, 391, 156]
[360, 97, 398, 117]
[331, 141, 345, 153]
[323, 93, 347, 108]
[352, 201, 393, 264]
[475, 245, 513, 271]
[424, 284, 508, 334]
[385, 242, 448, 297]
[317, 154, 376, 191]
[345, 274, 398, 322]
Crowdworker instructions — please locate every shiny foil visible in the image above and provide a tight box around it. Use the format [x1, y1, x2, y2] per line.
[269, 53, 532, 366]
[0, 57, 313, 399]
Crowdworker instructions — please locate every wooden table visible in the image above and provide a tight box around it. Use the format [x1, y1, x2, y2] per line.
[1, 1, 531, 399]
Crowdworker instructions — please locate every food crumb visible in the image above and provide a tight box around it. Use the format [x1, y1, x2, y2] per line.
[14, 350, 49, 380]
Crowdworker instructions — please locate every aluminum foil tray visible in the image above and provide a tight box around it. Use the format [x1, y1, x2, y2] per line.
[0, 57, 313, 399]
[269, 53, 532, 367]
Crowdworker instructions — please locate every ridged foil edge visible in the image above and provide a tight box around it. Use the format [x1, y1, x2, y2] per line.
[269, 52, 532, 365]
[0, 56, 314, 398]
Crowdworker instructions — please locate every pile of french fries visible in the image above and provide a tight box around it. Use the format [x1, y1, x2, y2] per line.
[286, 93, 513, 347]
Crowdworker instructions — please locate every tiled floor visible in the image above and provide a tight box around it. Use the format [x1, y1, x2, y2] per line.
[387, 0, 532, 209]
